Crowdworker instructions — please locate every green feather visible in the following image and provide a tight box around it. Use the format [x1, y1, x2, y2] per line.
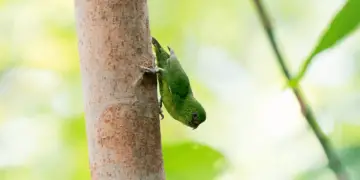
[151, 37, 206, 129]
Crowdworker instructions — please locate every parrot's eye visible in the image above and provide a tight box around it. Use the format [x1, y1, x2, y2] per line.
[190, 113, 201, 129]
[192, 112, 200, 125]
[192, 112, 198, 120]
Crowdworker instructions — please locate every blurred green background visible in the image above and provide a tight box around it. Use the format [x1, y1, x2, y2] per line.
[1, 0, 360, 179]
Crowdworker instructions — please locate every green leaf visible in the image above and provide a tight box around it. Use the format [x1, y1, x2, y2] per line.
[293, 0, 360, 85]
[163, 142, 228, 180]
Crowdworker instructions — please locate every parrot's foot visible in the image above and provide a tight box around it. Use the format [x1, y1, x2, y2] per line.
[159, 97, 163, 109]
[140, 66, 164, 74]
[159, 97, 164, 120]
[133, 65, 160, 87]
[159, 108, 164, 120]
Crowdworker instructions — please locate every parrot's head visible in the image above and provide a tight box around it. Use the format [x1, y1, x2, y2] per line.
[186, 100, 206, 129]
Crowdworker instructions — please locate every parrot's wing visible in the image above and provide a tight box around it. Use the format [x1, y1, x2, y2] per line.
[165, 56, 191, 99]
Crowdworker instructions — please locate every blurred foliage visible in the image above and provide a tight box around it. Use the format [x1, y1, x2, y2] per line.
[296, 145, 360, 180]
[2, 0, 360, 180]
[339, 146, 360, 179]
[296, 166, 332, 180]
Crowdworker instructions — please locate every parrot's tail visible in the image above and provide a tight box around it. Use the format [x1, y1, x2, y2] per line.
[151, 37, 162, 49]
[151, 36, 170, 68]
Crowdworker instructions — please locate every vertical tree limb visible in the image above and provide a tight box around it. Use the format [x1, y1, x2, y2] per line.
[252, 0, 348, 179]
[74, 0, 165, 179]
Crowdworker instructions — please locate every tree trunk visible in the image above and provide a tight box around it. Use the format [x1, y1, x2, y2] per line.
[74, 0, 165, 179]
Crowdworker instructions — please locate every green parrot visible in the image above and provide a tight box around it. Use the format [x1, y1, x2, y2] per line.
[141, 37, 206, 129]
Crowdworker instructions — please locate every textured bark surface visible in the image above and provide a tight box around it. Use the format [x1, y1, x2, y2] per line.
[74, 0, 165, 179]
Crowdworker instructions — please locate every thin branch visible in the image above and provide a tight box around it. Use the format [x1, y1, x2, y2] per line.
[252, 0, 348, 179]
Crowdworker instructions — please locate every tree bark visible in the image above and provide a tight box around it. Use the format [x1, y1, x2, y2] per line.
[74, 0, 165, 179]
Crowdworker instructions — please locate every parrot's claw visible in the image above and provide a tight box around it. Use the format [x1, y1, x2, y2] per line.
[159, 97, 163, 108]
[132, 66, 157, 87]
[158, 97, 164, 120]
[159, 108, 164, 120]
[140, 66, 163, 74]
